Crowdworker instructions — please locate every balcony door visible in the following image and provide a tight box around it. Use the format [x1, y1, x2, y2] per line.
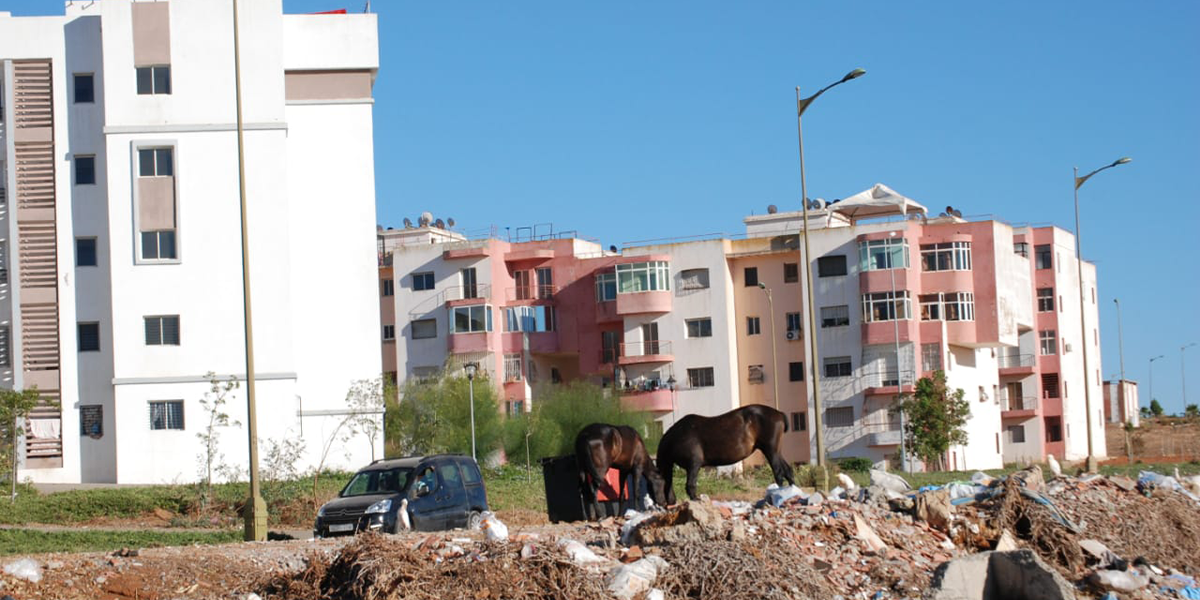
[1006, 382, 1024, 411]
[642, 323, 659, 355]
[461, 268, 478, 299]
[514, 270, 531, 300]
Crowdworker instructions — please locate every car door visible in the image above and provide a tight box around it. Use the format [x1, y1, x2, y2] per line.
[436, 461, 468, 528]
[407, 464, 445, 531]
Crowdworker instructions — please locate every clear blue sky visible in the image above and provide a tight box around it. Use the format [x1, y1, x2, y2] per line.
[11, 1, 1200, 414]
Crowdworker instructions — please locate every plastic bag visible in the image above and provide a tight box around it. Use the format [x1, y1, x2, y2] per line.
[870, 469, 911, 493]
[3, 557, 43, 583]
[620, 510, 654, 545]
[559, 539, 604, 565]
[607, 556, 668, 600]
[480, 511, 508, 542]
[764, 483, 805, 507]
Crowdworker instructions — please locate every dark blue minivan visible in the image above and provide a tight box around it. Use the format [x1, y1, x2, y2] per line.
[313, 454, 489, 537]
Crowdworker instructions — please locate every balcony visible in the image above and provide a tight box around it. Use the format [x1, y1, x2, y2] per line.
[504, 285, 557, 303]
[447, 332, 489, 354]
[861, 370, 917, 396]
[442, 241, 491, 260]
[862, 423, 903, 447]
[620, 388, 674, 414]
[998, 353, 1036, 375]
[616, 290, 672, 315]
[618, 341, 673, 366]
[444, 284, 491, 306]
[1001, 395, 1039, 419]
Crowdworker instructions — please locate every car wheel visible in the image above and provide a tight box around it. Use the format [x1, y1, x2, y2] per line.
[467, 510, 483, 530]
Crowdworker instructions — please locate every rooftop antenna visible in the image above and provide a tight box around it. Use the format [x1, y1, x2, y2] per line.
[418, 212, 433, 227]
[403, 217, 413, 229]
[767, 204, 778, 214]
[447, 217, 456, 228]
[951, 208, 963, 218]
[609, 245, 618, 253]
[434, 218, 445, 229]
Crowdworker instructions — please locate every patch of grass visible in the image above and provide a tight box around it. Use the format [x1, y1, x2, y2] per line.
[0, 528, 241, 556]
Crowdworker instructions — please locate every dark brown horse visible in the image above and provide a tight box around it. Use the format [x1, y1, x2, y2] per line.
[657, 405, 794, 503]
[575, 423, 666, 520]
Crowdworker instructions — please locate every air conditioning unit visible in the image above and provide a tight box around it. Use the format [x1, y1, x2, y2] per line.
[785, 330, 800, 341]
[1064, 343, 1073, 353]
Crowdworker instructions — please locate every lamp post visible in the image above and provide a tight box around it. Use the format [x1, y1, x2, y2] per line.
[757, 283, 780, 410]
[1113, 299, 1126, 383]
[1074, 156, 1131, 473]
[667, 375, 677, 425]
[796, 67, 866, 469]
[232, 0, 266, 541]
[464, 362, 478, 461]
[1149, 354, 1164, 420]
[887, 231, 909, 473]
[1184, 343, 1198, 414]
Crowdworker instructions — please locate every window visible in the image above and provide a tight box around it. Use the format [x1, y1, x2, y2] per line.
[602, 331, 620, 364]
[149, 400, 184, 430]
[785, 312, 801, 333]
[921, 343, 942, 373]
[862, 291, 912, 323]
[686, 318, 712, 338]
[412, 319, 437, 339]
[617, 261, 670, 293]
[1014, 242, 1030, 258]
[504, 353, 522, 381]
[826, 406, 854, 428]
[595, 272, 617, 301]
[1045, 416, 1063, 442]
[514, 270, 532, 300]
[920, 242, 972, 272]
[141, 231, 177, 260]
[1006, 425, 1026, 444]
[80, 405, 103, 438]
[381, 279, 394, 297]
[920, 292, 974, 321]
[504, 306, 555, 332]
[382, 325, 395, 341]
[859, 238, 908, 271]
[145, 316, 181, 345]
[78, 322, 101, 352]
[746, 316, 761, 336]
[136, 65, 171, 95]
[75, 155, 96, 185]
[789, 361, 805, 382]
[1037, 288, 1054, 312]
[536, 267, 554, 298]
[687, 367, 715, 388]
[1039, 330, 1056, 355]
[450, 305, 492, 333]
[1035, 245, 1052, 269]
[818, 255, 847, 277]
[823, 356, 852, 378]
[412, 272, 435, 291]
[821, 305, 850, 328]
[138, 148, 174, 177]
[791, 412, 807, 432]
[743, 267, 758, 287]
[460, 268, 478, 298]
[748, 365, 765, 384]
[679, 268, 710, 290]
[783, 262, 799, 283]
[0, 243, 5, 284]
[1042, 373, 1060, 399]
[74, 73, 94, 103]
[0, 326, 9, 368]
[76, 238, 98, 267]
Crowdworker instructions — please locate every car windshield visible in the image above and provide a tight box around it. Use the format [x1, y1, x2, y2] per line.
[340, 468, 413, 497]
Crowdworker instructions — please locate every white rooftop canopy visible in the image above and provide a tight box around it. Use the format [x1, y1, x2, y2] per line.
[830, 183, 927, 221]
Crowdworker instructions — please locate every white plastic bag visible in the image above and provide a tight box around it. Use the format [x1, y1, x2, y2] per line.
[559, 538, 604, 565]
[764, 483, 805, 507]
[619, 510, 654, 546]
[607, 556, 668, 600]
[3, 557, 42, 583]
[870, 469, 912, 493]
[479, 511, 508, 541]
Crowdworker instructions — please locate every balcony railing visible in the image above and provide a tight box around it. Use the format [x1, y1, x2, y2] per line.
[506, 284, 558, 302]
[861, 369, 917, 389]
[620, 340, 673, 358]
[1000, 395, 1039, 412]
[444, 284, 491, 302]
[861, 422, 903, 446]
[998, 353, 1035, 369]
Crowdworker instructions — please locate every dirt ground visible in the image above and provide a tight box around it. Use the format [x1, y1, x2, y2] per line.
[1106, 417, 1200, 463]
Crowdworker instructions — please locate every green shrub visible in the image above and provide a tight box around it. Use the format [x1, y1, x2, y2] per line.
[838, 457, 873, 473]
[501, 381, 655, 464]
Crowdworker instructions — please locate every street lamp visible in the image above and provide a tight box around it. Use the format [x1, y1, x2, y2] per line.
[757, 282, 780, 410]
[667, 375, 677, 425]
[1184, 343, 1198, 413]
[1074, 156, 1130, 473]
[1148, 355, 1165, 417]
[464, 362, 478, 461]
[887, 231, 909, 473]
[1113, 299, 1126, 383]
[796, 67, 866, 469]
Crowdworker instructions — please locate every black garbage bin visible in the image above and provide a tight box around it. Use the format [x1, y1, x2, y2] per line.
[540, 455, 648, 523]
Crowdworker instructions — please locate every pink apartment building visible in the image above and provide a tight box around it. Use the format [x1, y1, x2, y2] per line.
[379, 185, 1106, 470]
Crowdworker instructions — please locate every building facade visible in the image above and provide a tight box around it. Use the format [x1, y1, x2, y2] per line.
[1, 0, 383, 484]
[381, 187, 1107, 470]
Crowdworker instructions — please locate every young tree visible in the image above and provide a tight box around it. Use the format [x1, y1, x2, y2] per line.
[1140, 406, 1152, 420]
[1150, 399, 1164, 417]
[196, 373, 241, 507]
[388, 363, 502, 458]
[895, 371, 971, 471]
[503, 381, 654, 463]
[1185, 404, 1199, 420]
[310, 378, 390, 508]
[0, 387, 45, 502]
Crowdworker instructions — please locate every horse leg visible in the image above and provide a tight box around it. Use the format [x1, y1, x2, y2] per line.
[767, 450, 795, 487]
[617, 468, 628, 515]
[579, 469, 596, 521]
[659, 457, 677, 505]
[631, 464, 643, 511]
[685, 463, 700, 501]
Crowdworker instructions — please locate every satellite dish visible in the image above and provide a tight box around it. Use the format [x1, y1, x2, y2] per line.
[609, 245, 618, 253]
[435, 218, 445, 229]
[403, 217, 413, 229]
[447, 217, 456, 228]
[419, 212, 433, 226]
[939, 212, 948, 217]
[767, 204, 778, 214]
[951, 209, 963, 218]
[376, 224, 384, 232]
[945, 205, 954, 214]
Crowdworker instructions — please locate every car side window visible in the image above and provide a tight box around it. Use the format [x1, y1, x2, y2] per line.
[415, 466, 437, 495]
[460, 461, 481, 485]
[438, 462, 462, 488]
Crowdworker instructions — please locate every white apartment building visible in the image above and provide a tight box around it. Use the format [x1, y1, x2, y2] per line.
[1, 0, 382, 484]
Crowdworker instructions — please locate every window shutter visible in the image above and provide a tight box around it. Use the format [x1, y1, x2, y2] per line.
[145, 317, 161, 345]
[163, 317, 180, 345]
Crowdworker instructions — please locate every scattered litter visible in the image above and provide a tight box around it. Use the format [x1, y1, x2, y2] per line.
[479, 511, 509, 542]
[763, 483, 804, 507]
[559, 538, 606, 566]
[870, 468, 911, 493]
[1088, 568, 1149, 593]
[606, 555, 667, 599]
[3, 558, 42, 583]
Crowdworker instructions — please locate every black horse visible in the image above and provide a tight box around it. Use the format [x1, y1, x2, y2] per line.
[657, 404, 794, 503]
[574, 423, 666, 520]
